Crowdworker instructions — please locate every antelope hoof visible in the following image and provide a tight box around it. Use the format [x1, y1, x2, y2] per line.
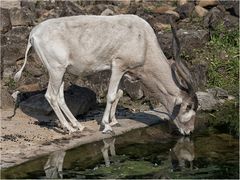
[79, 125, 85, 132]
[67, 126, 77, 134]
[73, 122, 85, 132]
[102, 129, 115, 135]
[102, 124, 114, 134]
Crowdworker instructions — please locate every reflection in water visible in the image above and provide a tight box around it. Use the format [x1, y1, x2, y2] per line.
[43, 137, 195, 179]
[101, 138, 116, 167]
[2, 123, 237, 179]
[170, 137, 194, 171]
[44, 150, 66, 179]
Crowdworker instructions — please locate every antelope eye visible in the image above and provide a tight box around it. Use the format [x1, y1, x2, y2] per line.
[186, 104, 192, 111]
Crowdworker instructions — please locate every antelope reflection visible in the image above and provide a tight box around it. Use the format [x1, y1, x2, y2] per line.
[170, 137, 195, 171]
[43, 137, 195, 178]
[44, 150, 66, 179]
[101, 138, 116, 167]
[43, 138, 116, 179]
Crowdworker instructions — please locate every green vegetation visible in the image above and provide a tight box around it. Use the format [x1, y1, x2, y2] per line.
[4, 77, 16, 90]
[143, 7, 152, 14]
[206, 24, 239, 96]
[84, 160, 167, 179]
[207, 100, 239, 137]
[184, 23, 239, 96]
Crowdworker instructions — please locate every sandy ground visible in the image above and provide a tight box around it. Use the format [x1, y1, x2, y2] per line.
[0, 108, 165, 169]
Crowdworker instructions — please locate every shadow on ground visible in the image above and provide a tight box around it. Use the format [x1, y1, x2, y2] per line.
[12, 84, 172, 133]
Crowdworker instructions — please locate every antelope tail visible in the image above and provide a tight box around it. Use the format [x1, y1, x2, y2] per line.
[14, 38, 32, 82]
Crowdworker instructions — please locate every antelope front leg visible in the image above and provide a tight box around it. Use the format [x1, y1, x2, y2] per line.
[102, 65, 124, 133]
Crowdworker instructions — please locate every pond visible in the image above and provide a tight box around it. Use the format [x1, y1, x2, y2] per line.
[1, 112, 239, 179]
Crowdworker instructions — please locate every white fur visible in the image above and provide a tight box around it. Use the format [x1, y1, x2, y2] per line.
[11, 91, 20, 102]
[14, 15, 190, 133]
[181, 110, 195, 123]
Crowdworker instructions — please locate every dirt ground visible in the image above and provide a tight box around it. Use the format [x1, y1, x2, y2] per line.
[0, 108, 166, 169]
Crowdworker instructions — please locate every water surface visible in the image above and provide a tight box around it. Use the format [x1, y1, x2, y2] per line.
[1, 120, 238, 179]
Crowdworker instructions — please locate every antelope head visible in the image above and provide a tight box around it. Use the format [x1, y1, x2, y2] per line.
[170, 20, 198, 135]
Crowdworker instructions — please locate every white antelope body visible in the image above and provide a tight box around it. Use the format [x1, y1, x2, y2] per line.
[14, 15, 198, 135]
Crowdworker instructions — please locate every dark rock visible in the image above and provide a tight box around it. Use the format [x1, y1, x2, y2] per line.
[25, 63, 44, 77]
[123, 79, 144, 100]
[96, 4, 111, 14]
[157, 29, 210, 59]
[0, 8, 12, 33]
[14, 89, 45, 104]
[75, 70, 145, 101]
[65, 85, 96, 116]
[84, 4, 110, 15]
[33, 2, 59, 22]
[11, 51, 49, 93]
[31, 1, 86, 22]
[55, 1, 85, 17]
[219, 0, 239, 17]
[1, 45, 25, 66]
[22, 52, 45, 78]
[4, 26, 30, 44]
[207, 87, 228, 99]
[1, 34, 7, 45]
[0, 86, 14, 109]
[223, 14, 239, 29]
[76, 70, 110, 99]
[204, 6, 238, 30]
[158, 32, 172, 59]
[127, 1, 141, 14]
[9, 7, 34, 26]
[203, 6, 225, 29]
[35, 1, 56, 11]
[233, 3, 239, 17]
[1, 27, 31, 66]
[196, 91, 219, 111]
[19, 93, 52, 115]
[35, 9, 59, 23]
[19, 85, 96, 116]
[191, 64, 208, 90]
[155, 14, 179, 24]
[176, 2, 195, 19]
[20, 1, 36, 12]
[177, 29, 210, 54]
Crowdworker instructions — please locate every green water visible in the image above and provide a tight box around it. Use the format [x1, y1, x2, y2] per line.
[1, 114, 239, 179]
